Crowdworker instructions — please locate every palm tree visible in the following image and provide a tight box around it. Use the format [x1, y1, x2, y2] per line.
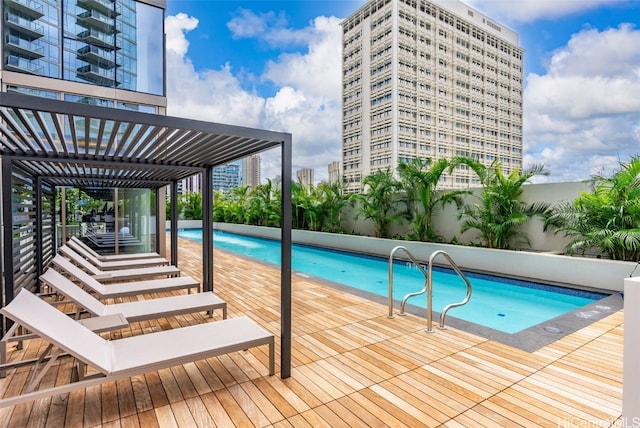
[356, 169, 406, 238]
[544, 156, 640, 260]
[454, 159, 550, 249]
[246, 179, 281, 227]
[317, 178, 354, 233]
[397, 157, 467, 241]
[182, 191, 203, 220]
[292, 181, 324, 231]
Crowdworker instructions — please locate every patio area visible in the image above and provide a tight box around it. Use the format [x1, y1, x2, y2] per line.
[0, 237, 623, 427]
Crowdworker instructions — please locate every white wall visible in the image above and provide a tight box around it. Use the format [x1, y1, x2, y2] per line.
[342, 181, 590, 252]
[623, 277, 640, 422]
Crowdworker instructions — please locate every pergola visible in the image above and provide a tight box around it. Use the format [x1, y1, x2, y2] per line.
[0, 92, 293, 378]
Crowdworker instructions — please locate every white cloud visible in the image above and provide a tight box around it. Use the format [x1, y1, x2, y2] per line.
[165, 12, 343, 183]
[165, 13, 198, 57]
[524, 24, 640, 182]
[464, 0, 616, 23]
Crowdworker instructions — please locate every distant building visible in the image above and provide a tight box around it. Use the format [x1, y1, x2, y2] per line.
[328, 161, 342, 185]
[341, 0, 524, 192]
[296, 168, 314, 187]
[213, 163, 241, 194]
[181, 174, 202, 193]
[242, 155, 261, 188]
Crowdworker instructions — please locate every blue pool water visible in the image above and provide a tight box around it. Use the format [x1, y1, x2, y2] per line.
[179, 229, 607, 334]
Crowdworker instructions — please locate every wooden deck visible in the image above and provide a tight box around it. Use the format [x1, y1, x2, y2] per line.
[0, 237, 624, 427]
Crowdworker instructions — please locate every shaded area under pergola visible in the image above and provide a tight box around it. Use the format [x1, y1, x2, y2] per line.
[0, 92, 293, 378]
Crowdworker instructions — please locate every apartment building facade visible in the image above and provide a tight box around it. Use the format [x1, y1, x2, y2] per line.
[328, 160, 342, 185]
[242, 154, 261, 189]
[1, 0, 166, 112]
[296, 168, 314, 187]
[341, 0, 523, 192]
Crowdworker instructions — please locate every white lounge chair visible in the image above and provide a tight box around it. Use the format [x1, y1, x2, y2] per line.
[66, 239, 169, 270]
[1, 269, 226, 375]
[50, 255, 200, 298]
[0, 289, 274, 407]
[59, 245, 180, 281]
[69, 236, 162, 261]
[40, 268, 227, 321]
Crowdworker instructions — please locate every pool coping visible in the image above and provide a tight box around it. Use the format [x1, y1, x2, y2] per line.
[217, 249, 622, 352]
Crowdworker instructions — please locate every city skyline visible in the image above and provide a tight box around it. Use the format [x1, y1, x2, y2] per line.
[165, 0, 640, 184]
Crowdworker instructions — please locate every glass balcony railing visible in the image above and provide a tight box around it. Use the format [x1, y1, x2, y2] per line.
[5, 55, 44, 75]
[77, 44, 117, 68]
[4, 0, 44, 19]
[4, 13, 45, 38]
[77, 29, 120, 49]
[77, 64, 121, 86]
[77, 0, 120, 17]
[76, 10, 120, 34]
[5, 34, 45, 58]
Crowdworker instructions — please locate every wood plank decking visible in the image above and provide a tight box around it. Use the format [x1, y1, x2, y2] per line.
[0, 237, 624, 427]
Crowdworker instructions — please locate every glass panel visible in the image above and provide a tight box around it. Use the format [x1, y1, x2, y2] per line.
[117, 188, 154, 253]
[61, 187, 155, 254]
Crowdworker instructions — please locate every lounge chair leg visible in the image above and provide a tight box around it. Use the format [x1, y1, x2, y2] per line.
[25, 345, 60, 393]
[269, 338, 275, 376]
[0, 323, 19, 378]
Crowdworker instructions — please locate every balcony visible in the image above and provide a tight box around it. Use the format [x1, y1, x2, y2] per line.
[77, 45, 117, 68]
[5, 34, 44, 59]
[77, 0, 120, 18]
[77, 64, 120, 86]
[76, 10, 120, 34]
[5, 55, 44, 75]
[77, 29, 120, 50]
[4, 0, 44, 19]
[4, 13, 45, 39]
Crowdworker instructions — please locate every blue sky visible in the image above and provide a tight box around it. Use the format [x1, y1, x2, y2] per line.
[164, 0, 640, 183]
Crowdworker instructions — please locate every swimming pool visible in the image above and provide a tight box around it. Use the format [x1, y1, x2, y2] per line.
[178, 229, 608, 334]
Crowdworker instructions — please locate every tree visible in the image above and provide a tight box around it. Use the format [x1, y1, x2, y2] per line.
[397, 157, 467, 241]
[356, 169, 406, 238]
[455, 159, 550, 249]
[544, 156, 640, 261]
[182, 191, 202, 220]
[317, 178, 354, 233]
[246, 179, 281, 227]
[292, 181, 322, 230]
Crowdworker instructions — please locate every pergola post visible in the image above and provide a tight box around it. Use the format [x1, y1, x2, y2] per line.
[203, 169, 213, 293]
[1, 157, 13, 331]
[281, 137, 292, 379]
[170, 181, 178, 267]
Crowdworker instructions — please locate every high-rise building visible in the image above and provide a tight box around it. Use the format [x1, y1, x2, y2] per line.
[296, 168, 314, 187]
[328, 161, 342, 185]
[1, 0, 166, 112]
[213, 163, 241, 194]
[242, 155, 261, 189]
[341, 0, 523, 192]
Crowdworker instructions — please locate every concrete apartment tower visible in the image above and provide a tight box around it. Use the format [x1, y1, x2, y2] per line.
[328, 160, 342, 185]
[1, 0, 166, 112]
[341, 0, 523, 192]
[296, 168, 314, 188]
[242, 155, 261, 189]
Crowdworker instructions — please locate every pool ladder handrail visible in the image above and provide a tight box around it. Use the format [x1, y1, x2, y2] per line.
[387, 246, 428, 319]
[388, 247, 472, 333]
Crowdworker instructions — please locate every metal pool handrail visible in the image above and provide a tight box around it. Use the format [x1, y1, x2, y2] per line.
[388, 247, 472, 332]
[387, 246, 428, 318]
[426, 250, 472, 332]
